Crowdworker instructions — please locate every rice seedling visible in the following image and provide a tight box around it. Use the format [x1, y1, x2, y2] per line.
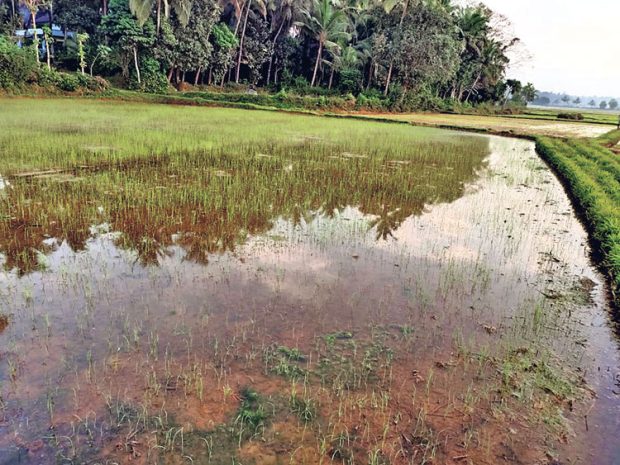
[0, 98, 616, 465]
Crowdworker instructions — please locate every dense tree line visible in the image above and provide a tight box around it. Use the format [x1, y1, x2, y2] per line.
[0, 0, 536, 109]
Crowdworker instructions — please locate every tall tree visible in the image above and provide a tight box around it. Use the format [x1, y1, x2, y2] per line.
[171, 0, 219, 84]
[209, 22, 238, 84]
[233, 0, 266, 83]
[101, 0, 156, 83]
[265, 0, 299, 85]
[298, 0, 350, 87]
[394, 1, 459, 104]
[381, 0, 409, 95]
[21, 0, 46, 63]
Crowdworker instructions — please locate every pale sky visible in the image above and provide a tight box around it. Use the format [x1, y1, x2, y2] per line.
[479, 0, 619, 97]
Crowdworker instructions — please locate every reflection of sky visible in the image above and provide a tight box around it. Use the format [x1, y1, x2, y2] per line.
[385, 137, 595, 280]
[1, 134, 618, 462]
[232, 137, 598, 313]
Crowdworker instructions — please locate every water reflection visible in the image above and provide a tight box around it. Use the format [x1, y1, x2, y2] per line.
[0, 139, 489, 274]
[0, 137, 618, 465]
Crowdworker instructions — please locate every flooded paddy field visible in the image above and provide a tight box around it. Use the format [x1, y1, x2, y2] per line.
[0, 99, 619, 465]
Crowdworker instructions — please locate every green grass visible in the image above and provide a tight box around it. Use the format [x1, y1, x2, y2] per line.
[535, 130, 620, 305]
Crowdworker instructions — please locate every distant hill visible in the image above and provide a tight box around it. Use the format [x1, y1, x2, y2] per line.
[533, 91, 619, 111]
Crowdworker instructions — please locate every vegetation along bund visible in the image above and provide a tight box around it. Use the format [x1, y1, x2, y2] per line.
[0, 0, 619, 464]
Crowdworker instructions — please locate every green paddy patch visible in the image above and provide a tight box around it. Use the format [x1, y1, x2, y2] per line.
[536, 130, 620, 306]
[0, 98, 489, 274]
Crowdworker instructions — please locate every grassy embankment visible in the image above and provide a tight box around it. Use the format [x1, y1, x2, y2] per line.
[536, 130, 620, 307]
[513, 108, 619, 126]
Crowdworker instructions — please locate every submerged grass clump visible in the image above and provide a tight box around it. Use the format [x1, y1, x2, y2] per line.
[235, 387, 267, 435]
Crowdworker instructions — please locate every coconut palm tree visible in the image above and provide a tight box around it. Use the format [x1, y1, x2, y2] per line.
[453, 6, 513, 103]
[129, 0, 192, 33]
[298, 0, 350, 87]
[234, 0, 266, 83]
[20, 0, 46, 63]
[265, 0, 300, 85]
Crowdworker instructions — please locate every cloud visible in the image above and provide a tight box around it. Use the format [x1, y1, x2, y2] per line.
[479, 0, 620, 96]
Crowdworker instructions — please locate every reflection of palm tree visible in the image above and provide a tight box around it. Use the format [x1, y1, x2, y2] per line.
[321, 196, 347, 219]
[369, 205, 407, 241]
[290, 203, 315, 227]
[124, 236, 168, 266]
[1, 137, 489, 275]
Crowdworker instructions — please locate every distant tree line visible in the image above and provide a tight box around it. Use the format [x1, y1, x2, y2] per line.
[533, 91, 618, 111]
[0, 0, 538, 110]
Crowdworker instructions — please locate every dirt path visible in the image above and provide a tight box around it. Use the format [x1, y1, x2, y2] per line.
[350, 112, 612, 138]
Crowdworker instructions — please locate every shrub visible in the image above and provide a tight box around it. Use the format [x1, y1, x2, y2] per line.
[36, 67, 61, 87]
[55, 72, 80, 91]
[557, 112, 584, 121]
[87, 75, 111, 92]
[397, 85, 445, 112]
[356, 92, 388, 110]
[0, 36, 37, 89]
[131, 57, 169, 94]
[339, 68, 362, 94]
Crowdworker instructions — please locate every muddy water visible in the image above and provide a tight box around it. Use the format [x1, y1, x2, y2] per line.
[0, 136, 619, 464]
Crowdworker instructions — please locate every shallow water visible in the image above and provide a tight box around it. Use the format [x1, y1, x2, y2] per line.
[0, 135, 618, 464]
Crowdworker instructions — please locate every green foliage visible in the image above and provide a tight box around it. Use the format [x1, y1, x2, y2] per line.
[0, 5, 13, 35]
[3, 0, 522, 109]
[557, 112, 584, 121]
[212, 23, 238, 50]
[209, 23, 237, 84]
[180, 89, 355, 111]
[77, 32, 89, 74]
[54, 0, 102, 34]
[277, 346, 306, 362]
[136, 57, 169, 93]
[56, 72, 81, 91]
[289, 391, 316, 423]
[170, 0, 220, 75]
[100, 0, 156, 80]
[339, 68, 362, 94]
[398, 84, 448, 112]
[235, 387, 267, 435]
[0, 36, 38, 89]
[9, 60, 111, 93]
[356, 90, 388, 110]
[298, 0, 351, 86]
[264, 345, 307, 379]
[499, 348, 575, 402]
